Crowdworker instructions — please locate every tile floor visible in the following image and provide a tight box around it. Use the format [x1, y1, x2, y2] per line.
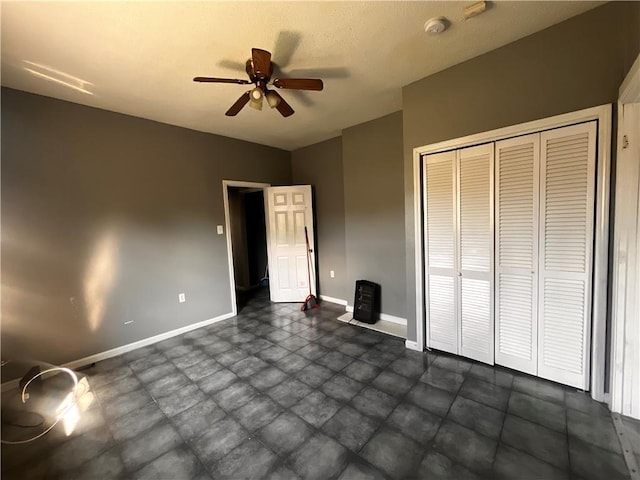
[1, 289, 637, 479]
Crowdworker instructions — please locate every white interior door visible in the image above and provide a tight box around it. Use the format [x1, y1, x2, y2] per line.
[424, 151, 458, 355]
[495, 134, 539, 375]
[265, 185, 316, 302]
[458, 144, 494, 364]
[538, 122, 596, 390]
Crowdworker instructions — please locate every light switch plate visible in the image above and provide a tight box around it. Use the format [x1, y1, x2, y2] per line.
[217, 225, 224, 235]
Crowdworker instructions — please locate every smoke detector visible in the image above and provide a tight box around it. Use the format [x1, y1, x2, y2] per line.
[424, 17, 448, 35]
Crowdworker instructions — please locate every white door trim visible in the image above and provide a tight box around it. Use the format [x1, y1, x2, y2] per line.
[222, 180, 270, 316]
[412, 104, 612, 401]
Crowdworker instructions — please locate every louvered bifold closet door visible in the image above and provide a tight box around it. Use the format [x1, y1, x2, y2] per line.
[424, 151, 458, 355]
[538, 122, 596, 390]
[495, 134, 539, 375]
[458, 145, 494, 364]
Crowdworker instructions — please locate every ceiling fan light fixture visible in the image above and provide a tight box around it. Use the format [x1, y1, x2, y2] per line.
[266, 91, 281, 108]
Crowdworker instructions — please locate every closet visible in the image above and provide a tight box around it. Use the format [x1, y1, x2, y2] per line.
[423, 121, 597, 390]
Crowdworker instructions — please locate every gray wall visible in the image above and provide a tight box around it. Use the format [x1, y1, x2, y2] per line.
[343, 112, 405, 317]
[1, 88, 291, 377]
[402, 1, 640, 342]
[292, 137, 346, 300]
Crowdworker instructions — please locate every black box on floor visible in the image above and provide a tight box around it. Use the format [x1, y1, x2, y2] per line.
[353, 280, 380, 324]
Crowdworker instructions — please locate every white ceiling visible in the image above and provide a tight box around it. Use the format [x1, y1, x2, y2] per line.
[1, 1, 603, 151]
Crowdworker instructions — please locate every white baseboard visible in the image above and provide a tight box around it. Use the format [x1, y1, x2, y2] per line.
[405, 340, 421, 351]
[345, 305, 407, 326]
[320, 295, 348, 306]
[1, 311, 235, 391]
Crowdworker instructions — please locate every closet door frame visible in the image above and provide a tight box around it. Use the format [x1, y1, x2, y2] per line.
[412, 104, 612, 403]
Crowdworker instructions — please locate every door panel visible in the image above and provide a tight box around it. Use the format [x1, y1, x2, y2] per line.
[265, 185, 315, 302]
[458, 144, 494, 364]
[424, 151, 458, 355]
[495, 134, 539, 375]
[538, 122, 596, 389]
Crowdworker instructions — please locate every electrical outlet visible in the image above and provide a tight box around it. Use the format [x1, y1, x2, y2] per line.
[330, 270, 335, 278]
[178, 293, 186, 303]
[217, 225, 224, 235]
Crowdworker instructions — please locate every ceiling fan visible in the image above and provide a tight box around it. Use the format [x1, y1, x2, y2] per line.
[194, 48, 324, 117]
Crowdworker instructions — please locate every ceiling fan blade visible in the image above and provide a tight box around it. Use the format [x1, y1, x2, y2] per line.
[245, 59, 255, 80]
[273, 78, 323, 91]
[194, 77, 251, 84]
[225, 91, 251, 116]
[270, 91, 294, 117]
[251, 48, 272, 79]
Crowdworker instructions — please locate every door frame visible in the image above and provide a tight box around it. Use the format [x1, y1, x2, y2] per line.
[412, 104, 612, 402]
[222, 180, 270, 316]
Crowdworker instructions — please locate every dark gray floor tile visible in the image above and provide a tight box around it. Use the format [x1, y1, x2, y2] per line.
[172, 349, 209, 370]
[433, 420, 497, 475]
[387, 401, 442, 444]
[459, 377, 510, 411]
[202, 339, 234, 356]
[212, 438, 277, 480]
[156, 335, 187, 350]
[264, 464, 300, 480]
[282, 321, 312, 335]
[322, 405, 379, 451]
[406, 382, 455, 417]
[191, 417, 248, 466]
[342, 360, 382, 383]
[421, 365, 465, 393]
[216, 349, 250, 367]
[371, 370, 414, 397]
[197, 368, 238, 394]
[93, 374, 141, 403]
[266, 378, 313, 408]
[388, 354, 430, 378]
[361, 426, 422, 478]
[183, 358, 222, 382]
[137, 363, 178, 385]
[102, 388, 154, 420]
[297, 327, 327, 341]
[279, 335, 310, 352]
[228, 332, 257, 346]
[360, 349, 399, 369]
[228, 356, 269, 378]
[232, 394, 281, 432]
[296, 343, 330, 361]
[171, 399, 226, 440]
[431, 355, 473, 375]
[120, 422, 182, 472]
[509, 390, 566, 433]
[124, 345, 159, 363]
[132, 446, 203, 480]
[317, 333, 345, 350]
[193, 334, 223, 349]
[321, 374, 365, 402]
[493, 444, 570, 480]
[336, 341, 369, 358]
[164, 343, 195, 359]
[565, 389, 610, 417]
[257, 345, 292, 362]
[266, 329, 292, 343]
[247, 366, 288, 391]
[317, 351, 355, 372]
[569, 437, 630, 480]
[296, 363, 334, 388]
[447, 396, 504, 439]
[258, 411, 313, 455]
[351, 386, 399, 421]
[512, 375, 565, 405]
[417, 451, 482, 480]
[87, 364, 135, 390]
[66, 446, 124, 480]
[468, 363, 514, 388]
[288, 432, 349, 480]
[337, 459, 388, 480]
[47, 427, 114, 474]
[291, 390, 341, 427]
[146, 371, 190, 397]
[621, 415, 640, 455]
[156, 382, 207, 417]
[129, 352, 167, 373]
[108, 401, 165, 441]
[502, 414, 569, 469]
[567, 408, 622, 453]
[274, 353, 311, 374]
[212, 381, 258, 411]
